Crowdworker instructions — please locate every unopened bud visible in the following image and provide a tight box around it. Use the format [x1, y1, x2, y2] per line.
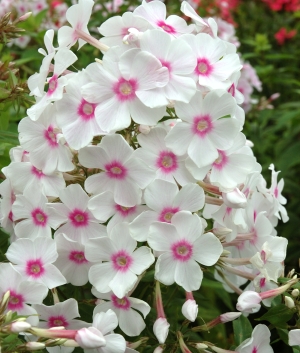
[213, 227, 232, 237]
[288, 269, 295, 278]
[194, 343, 208, 349]
[127, 337, 148, 349]
[293, 274, 298, 279]
[182, 299, 198, 322]
[153, 318, 169, 344]
[16, 12, 32, 23]
[75, 327, 106, 349]
[154, 346, 164, 353]
[220, 312, 242, 323]
[10, 321, 31, 333]
[25, 342, 46, 351]
[138, 125, 150, 134]
[285, 296, 295, 309]
[222, 188, 247, 209]
[0, 291, 10, 313]
[292, 289, 299, 297]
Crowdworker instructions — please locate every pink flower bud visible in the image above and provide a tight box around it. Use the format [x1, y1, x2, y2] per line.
[236, 291, 262, 313]
[10, 321, 31, 333]
[153, 318, 170, 344]
[220, 312, 242, 323]
[75, 327, 106, 349]
[154, 346, 164, 353]
[222, 188, 247, 209]
[182, 299, 198, 322]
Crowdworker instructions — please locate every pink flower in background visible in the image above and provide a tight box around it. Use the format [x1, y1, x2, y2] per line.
[275, 27, 297, 45]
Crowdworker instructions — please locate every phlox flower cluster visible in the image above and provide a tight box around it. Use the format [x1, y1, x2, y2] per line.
[0, 0, 290, 351]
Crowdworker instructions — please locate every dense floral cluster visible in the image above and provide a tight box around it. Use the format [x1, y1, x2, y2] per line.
[262, 0, 300, 11]
[0, 0, 297, 352]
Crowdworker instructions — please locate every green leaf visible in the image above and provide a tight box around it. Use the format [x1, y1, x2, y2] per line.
[233, 315, 252, 346]
[256, 304, 295, 329]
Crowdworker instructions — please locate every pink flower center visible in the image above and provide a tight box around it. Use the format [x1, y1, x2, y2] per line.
[115, 204, 136, 217]
[192, 115, 213, 137]
[8, 290, 24, 311]
[213, 150, 228, 170]
[159, 207, 180, 223]
[157, 20, 176, 34]
[259, 277, 266, 289]
[111, 250, 133, 272]
[111, 294, 131, 310]
[69, 209, 89, 228]
[156, 151, 178, 173]
[31, 208, 48, 226]
[171, 239, 193, 262]
[31, 166, 45, 179]
[47, 75, 58, 96]
[44, 126, 58, 148]
[105, 161, 128, 180]
[195, 58, 213, 77]
[48, 315, 69, 328]
[228, 83, 235, 96]
[26, 259, 45, 278]
[160, 59, 172, 72]
[274, 187, 278, 198]
[69, 250, 88, 264]
[113, 78, 137, 102]
[78, 99, 96, 121]
[261, 250, 267, 263]
[252, 347, 258, 353]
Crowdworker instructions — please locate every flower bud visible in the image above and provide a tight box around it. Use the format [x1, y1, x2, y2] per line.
[194, 343, 208, 349]
[10, 321, 31, 333]
[138, 125, 151, 134]
[154, 346, 164, 353]
[25, 342, 46, 351]
[17, 12, 32, 23]
[213, 227, 232, 237]
[222, 188, 247, 209]
[75, 327, 106, 349]
[153, 318, 170, 344]
[292, 289, 299, 297]
[220, 312, 242, 323]
[285, 296, 295, 309]
[182, 299, 198, 322]
[236, 291, 262, 313]
[289, 329, 300, 346]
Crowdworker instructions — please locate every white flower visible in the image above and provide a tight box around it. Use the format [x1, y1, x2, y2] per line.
[148, 211, 223, 291]
[86, 223, 155, 298]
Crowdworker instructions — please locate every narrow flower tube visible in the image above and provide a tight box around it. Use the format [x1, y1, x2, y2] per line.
[177, 331, 192, 353]
[153, 281, 170, 344]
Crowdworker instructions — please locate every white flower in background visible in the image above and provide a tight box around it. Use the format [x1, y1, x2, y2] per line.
[11, 185, 63, 239]
[166, 90, 239, 168]
[54, 233, 93, 286]
[86, 223, 154, 298]
[78, 134, 155, 207]
[6, 237, 66, 289]
[93, 288, 150, 337]
[0, 263, 48, 325]
[81, 48, 168, 132]
[134, 0, 193, 37]
[52, 184, 106, 244]
[134, 127, 195, 186]
[148, 211, 223, 291]
[55, 71, 105, 150]
[58, 0, 94, 49]
[130, 179, 205, 241]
